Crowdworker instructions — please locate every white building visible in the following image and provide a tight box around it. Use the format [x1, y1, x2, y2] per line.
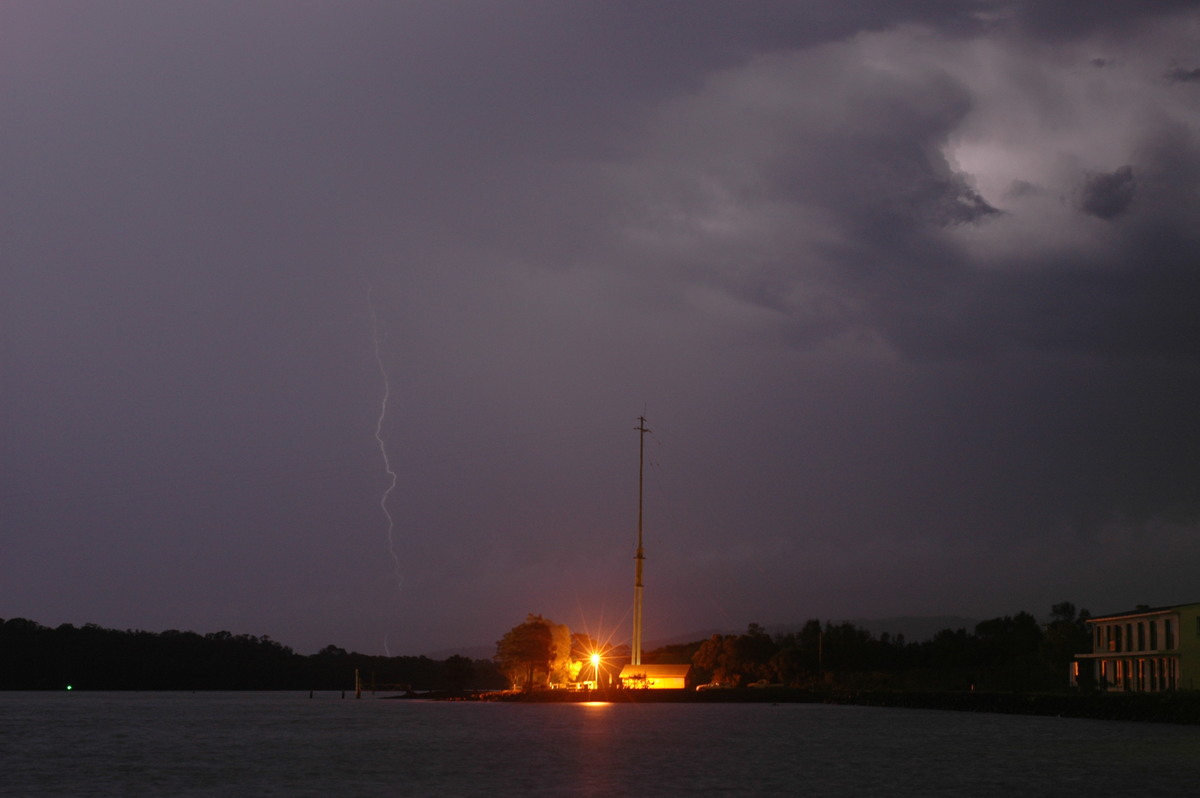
[1073, 602, 1200, 692]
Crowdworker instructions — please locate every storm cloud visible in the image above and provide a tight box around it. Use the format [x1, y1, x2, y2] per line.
[1080, 166, 1136, 219]
[4, 1, 1200, 656]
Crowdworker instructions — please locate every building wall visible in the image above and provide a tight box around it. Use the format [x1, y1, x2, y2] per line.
[1177, 605, 1200, 691]
[1077, 603, 1200, 692]
[618, 665, 691, 689]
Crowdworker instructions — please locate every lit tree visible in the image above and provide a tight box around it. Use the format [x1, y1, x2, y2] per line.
[495, 614, 557, 690]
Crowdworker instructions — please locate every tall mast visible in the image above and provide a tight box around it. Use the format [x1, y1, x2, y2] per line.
[632, 415, 649, 666]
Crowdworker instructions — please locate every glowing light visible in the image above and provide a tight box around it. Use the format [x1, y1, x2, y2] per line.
[368, 290, 403, 595]
[66, 685, 73, 691]
[571, 617, 622, 692]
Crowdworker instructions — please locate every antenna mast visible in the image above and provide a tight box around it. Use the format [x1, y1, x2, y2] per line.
[632, 415, 650, 666]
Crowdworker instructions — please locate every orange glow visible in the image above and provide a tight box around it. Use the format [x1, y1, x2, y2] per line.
[570, 615, 621, 690]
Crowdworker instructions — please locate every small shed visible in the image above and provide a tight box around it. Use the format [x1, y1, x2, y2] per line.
[618, 664, 692, 690]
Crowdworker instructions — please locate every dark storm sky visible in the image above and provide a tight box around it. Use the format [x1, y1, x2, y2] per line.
[4, 1, 1200, 656]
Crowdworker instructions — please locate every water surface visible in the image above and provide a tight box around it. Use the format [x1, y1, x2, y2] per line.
[2, 691, 1197, 796]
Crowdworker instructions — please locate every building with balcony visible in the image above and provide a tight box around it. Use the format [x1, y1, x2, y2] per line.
[1073, 602, 1200, 692]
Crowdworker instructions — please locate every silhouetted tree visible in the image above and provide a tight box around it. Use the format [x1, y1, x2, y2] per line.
[730, 623, 777, 683]
[1041, 601, 1092, 687]
[442, 654, 474, 691]
[692, 634, 737, 685]
[974, 612, 1043, 690]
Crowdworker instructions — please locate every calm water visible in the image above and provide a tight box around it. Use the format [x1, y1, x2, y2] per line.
[2, 691, 1199, 796]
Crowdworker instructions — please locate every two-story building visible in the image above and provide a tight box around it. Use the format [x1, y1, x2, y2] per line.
[1073, 602, 1200, 692]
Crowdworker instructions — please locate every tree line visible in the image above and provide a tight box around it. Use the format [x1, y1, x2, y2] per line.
[6, 601, 1094, 693]
[0, 617, 508, 692]
[655, 602, 1093, 691]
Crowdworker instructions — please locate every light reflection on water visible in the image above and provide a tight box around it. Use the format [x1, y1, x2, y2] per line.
[2, 691, 1199, 796]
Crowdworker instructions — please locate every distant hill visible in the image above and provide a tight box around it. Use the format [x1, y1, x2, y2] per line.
[765, 617, 978, 643]
[425, 644, 495, 660]
[645, 629, 726, 648]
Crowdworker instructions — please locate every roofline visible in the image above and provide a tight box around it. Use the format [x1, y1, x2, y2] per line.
[1087, 602, 1200, 622]
[617, 664, 692, 674]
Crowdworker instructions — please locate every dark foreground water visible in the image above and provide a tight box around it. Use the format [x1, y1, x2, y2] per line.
[3, 691, 1199, 796]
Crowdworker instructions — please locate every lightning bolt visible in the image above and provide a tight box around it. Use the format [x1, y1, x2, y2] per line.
[368, 291, 403, 595]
